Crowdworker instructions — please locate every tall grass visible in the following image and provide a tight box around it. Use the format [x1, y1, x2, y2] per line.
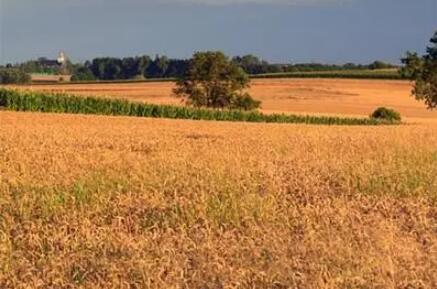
[0, 88, 398, 125]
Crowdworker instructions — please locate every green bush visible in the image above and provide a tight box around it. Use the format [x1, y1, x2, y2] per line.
[371, 107, 402, 122]
[0, 69, 31, 84]
[0, 88, 400, 126]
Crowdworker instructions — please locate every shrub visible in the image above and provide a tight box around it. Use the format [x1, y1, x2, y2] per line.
[0, 69, 31, 84]
[371, 107, 401, 122]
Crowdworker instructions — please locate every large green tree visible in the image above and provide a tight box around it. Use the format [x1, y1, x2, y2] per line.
[174, 51, 261, 110]
[401, 31, 437, 109]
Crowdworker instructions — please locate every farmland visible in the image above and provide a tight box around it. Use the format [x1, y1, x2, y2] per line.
[14, 78, 437, 119]
[1, 78, 437, 288]
[0, 89, 399, 125]
[252, 68, 402, 80]
[1, 110, 437, 288]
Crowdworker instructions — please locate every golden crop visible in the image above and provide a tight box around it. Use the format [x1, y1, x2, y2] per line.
[1, 110, 436, 288]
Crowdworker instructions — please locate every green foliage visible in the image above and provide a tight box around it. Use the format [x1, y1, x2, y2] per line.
[71, 66, 96, 81]
[232, 55, 280, 74]
[87, 56, 188, 80]
[18, 57, 74, 75]
[371, 107, 402, 122]
[8, 53, 400, 82]
[19, 59, 58, 75]
[368, 60, 397, 70]
[35, 67, 402, 86]
[0, 69, 31, 84]
[402, 31, 437, 109]
[231, 93, 261, 110]
[146, 55, 169, 78]
[400, 52, 424, 79]
[0, 88, 399, 126]
[174, 51, 260, 110]
[232, 56, 398, 75]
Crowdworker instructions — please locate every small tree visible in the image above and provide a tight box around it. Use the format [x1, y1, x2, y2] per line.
[401, 31, 437, 109]
[174, 51, 261, 110]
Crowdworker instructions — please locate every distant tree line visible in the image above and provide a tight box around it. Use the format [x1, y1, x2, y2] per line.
[232, 55, 397, 74]
[71, 55, 190, 81]
[70, 55, 397, 81]
[2, 54, 398, 82]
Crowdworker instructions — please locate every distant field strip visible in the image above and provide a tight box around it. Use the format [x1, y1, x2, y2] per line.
[28, 69, 404, 85]
[252, 69, 403, 80]
[0, 89, 397, 125]
[31, 77, 177, 85]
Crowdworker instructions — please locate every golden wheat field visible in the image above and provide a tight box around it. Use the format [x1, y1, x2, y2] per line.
[1, 109, 437, 288]
[16, 78, 437, 119]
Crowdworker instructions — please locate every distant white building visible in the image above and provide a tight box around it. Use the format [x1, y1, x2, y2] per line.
[57, 51, 67, 65]
[38, 51, 68, 68]
[32, 51, 72, 82]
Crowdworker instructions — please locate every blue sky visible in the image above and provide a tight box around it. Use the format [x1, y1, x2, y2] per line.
[0, 0, 436, 64]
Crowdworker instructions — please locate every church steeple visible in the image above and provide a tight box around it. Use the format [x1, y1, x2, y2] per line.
[57, 51, 67, 65]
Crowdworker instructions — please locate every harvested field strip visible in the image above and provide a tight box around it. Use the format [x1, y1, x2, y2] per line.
[0, 88, 398, 125]
[26, 69, 404, 86]
[15, 79, 431, 119]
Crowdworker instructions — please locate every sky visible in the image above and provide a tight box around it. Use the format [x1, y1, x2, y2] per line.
[0, 0, 436, 64]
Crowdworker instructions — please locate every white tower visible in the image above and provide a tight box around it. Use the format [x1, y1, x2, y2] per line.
[57, 51, 66, 65]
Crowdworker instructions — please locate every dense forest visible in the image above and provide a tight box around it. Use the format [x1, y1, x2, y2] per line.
[2, 54, 398, 82]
